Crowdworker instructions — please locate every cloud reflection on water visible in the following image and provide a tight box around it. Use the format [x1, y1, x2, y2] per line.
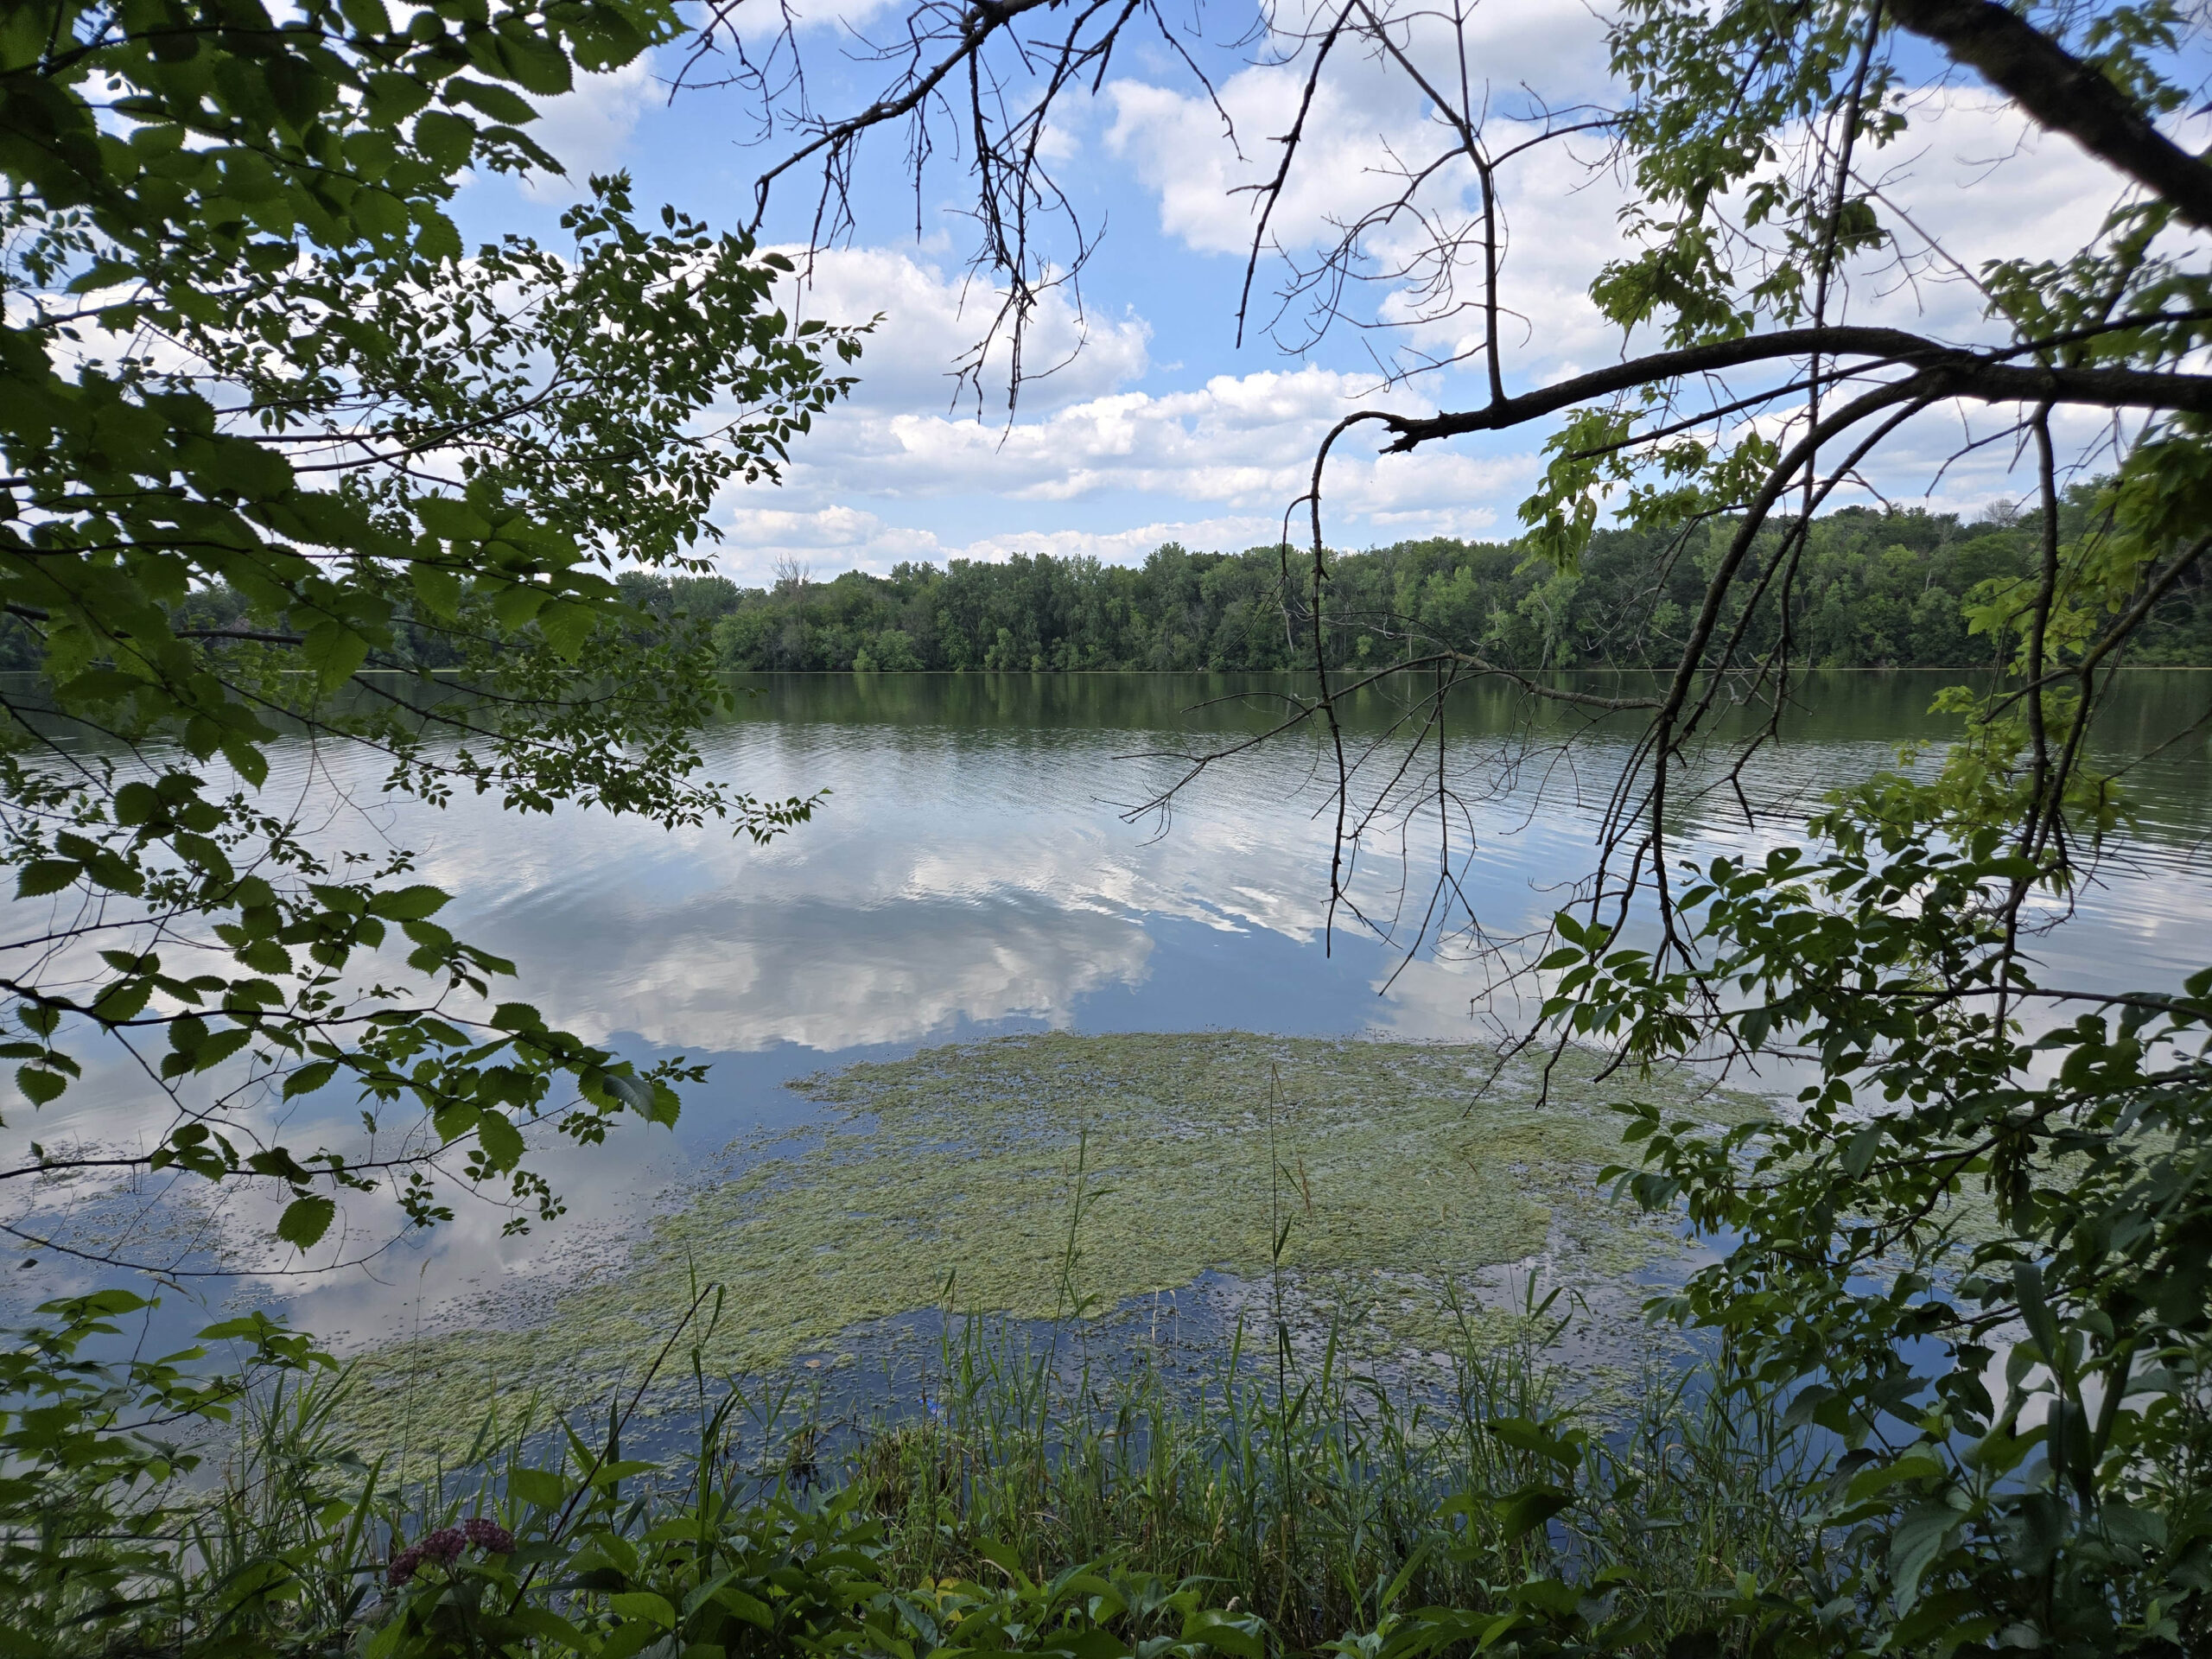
[5, 672, 2209, 1344]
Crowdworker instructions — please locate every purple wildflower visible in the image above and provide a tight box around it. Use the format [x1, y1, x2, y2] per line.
[386, 1518, 516, 1586]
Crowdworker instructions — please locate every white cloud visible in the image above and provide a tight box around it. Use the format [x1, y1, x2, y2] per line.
[1104, 18, 1629, 379]
[779, 245, 1152, 415]
[718, 507, 1297, 575]
[658, 50, 2175, 578]
[1106, 61, 2145, 382]
[715, 353, 1540, 580]
[522, 57, 659, 198]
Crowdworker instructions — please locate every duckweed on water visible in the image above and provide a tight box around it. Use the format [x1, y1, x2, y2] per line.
[346, 1033, 1758, 1458]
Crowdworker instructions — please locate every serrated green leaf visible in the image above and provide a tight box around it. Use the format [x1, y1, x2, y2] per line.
[415, 495, 493, 543]
[283, 1059, 340, 1098]
[413, 108, 477, 172]
[301, 620, 371, 690]
[16, 1065, 67, 1106]
[276, 1194, 336, 1249]
[15, 860, 81, 898]
[537, 599, 595, 659]
[370, 883, 449, 920]
[445, 78, 537, 124]
[476, 1112, 524, 1169]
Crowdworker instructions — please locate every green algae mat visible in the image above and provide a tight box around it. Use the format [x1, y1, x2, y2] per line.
[346, 1032, 1753, 1454]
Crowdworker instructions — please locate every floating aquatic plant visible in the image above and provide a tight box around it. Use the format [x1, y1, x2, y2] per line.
[340, 1032, 1758, 1459]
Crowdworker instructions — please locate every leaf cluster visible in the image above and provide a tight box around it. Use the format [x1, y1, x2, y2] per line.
[1, 0, 855, 1266]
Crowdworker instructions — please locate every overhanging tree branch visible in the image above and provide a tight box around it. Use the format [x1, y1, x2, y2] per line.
[1381, 327, 2212, 452]
[1887, 0, 2212, 231]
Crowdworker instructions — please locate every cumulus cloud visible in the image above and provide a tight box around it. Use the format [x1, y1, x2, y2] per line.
[1103, 15, 1628, 380]
[571, 41, 2166, 579]
[1108, 63, 2132, 383]
[714, 349, 1540, 581]
[522, 57, 660, 198]
[777, 246, 1152, 415]
[718, 508, 1297, 575]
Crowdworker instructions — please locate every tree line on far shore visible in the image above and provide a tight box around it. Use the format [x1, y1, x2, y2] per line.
[621, 499, 2212, 674]
[11, 499, 2199, 680]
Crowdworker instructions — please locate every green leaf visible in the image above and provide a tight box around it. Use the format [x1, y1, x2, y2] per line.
[2014, 1262, 2064, 1366]
[410, 559, 463, 618]
[491, 29, 574, 97]
[413, 109, 477, 173]
[370, 884, 450, 920]
[1184, 1611, 1263, 1659]
[192, 434, 294, 501]
[1888, 1505, 1961, 1611]
[1842, 1123, 1883, 1178]
[413, 208, 464, 263]
[445, 78, 538, 125]
[191, 1027, 253, 1073]
[1496, 1485, 1573, 1541]
[276, 1195, 336, 1249]
[301, 620, 371, 690]
[594, 1624, 660, 1659]
[711, 1586, 773, 1629]
[601, 1071, 652, 1112]
[492, 582, 550, 631]
[16, 861, 81, 898]
[91, 977, 153, 1023]
[16, 1065, 68, 1106]
[1484, 1416, 1580, 1465]
[509, 1607, 586, 1649]
[415, 495, 493, 543]
[537, 599, 596, 659]
[476, 1112, 524, 1169]
[507, 1465, 569, 1509]
[608, 1591, 676, 1630]
[283, 1059, 340, 1098]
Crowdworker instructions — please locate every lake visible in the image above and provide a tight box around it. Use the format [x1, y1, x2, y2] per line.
[6, 671, 2209, 1437]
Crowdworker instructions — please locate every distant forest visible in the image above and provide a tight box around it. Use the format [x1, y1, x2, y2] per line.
[635, 503, 2211, 673]
[22, 503, 2199, 679]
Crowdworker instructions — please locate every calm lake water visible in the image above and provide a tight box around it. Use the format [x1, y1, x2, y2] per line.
[7, 670, 2210, 1360]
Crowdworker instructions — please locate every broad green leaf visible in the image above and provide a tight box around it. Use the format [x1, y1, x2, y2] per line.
[370, 884, 450, 921]
[607, 1592, 676, 1630]
[476, 1112, 524, 1169]
[507, 1465, 569, 1509]
[445, 78, 538, 124]
[283, 1059, 340, 1098]
[16, 1065, 68, 1106]
[415, 495, 493, 543]
[16, 861, 81, 898]
[301, 620, 371, 691]
[276, 1195, 337, 1249]
[537, 599, 596, 659]
[1496, 1485, 1573, 1542]
[413, 109, 477, 172]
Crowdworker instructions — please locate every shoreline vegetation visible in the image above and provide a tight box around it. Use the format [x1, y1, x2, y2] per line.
[10, 0, 2212, 1646]
[14, 1264, 1816, 1659]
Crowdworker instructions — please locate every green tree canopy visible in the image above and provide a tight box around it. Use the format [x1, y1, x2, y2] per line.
[1, 0, 857, 1261]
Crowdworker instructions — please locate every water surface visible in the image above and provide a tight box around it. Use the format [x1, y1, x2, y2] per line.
[6, 671, 2208, 1357]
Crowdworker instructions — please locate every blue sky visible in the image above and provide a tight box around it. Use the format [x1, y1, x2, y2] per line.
[453, 0, 2148, 585]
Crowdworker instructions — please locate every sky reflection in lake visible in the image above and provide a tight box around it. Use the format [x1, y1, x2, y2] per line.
[6, 671, 2209, 1348]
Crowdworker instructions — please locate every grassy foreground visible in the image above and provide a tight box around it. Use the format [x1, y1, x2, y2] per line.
[1, 1282, 1816, 1659]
